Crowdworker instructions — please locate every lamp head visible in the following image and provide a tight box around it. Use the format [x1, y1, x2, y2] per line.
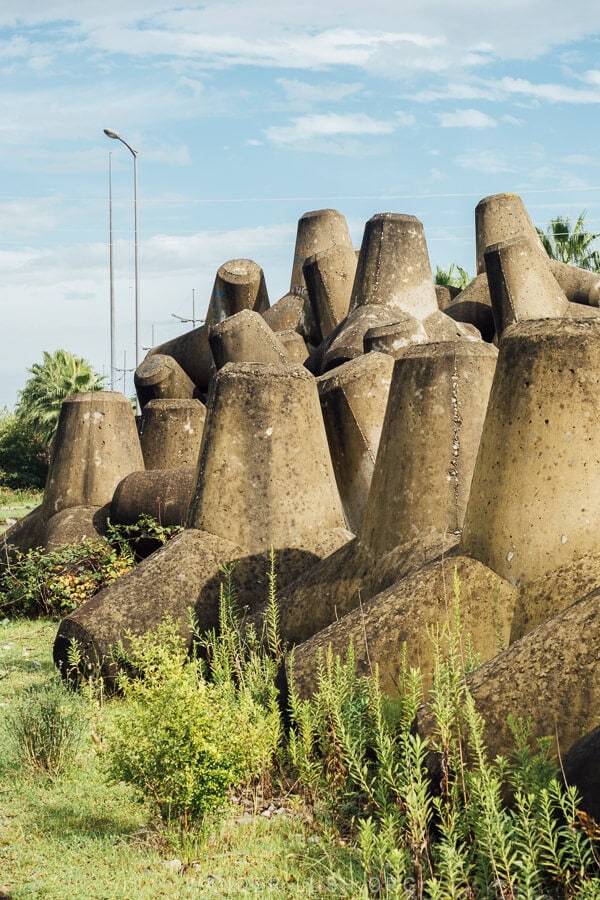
[104, 128, 120, 140]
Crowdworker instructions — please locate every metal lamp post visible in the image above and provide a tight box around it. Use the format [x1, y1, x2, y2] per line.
[103, 128, 141, 387]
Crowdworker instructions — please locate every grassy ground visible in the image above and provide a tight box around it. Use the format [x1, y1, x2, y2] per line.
[0, 619, 362, 899]
[0, 488, 43, 533]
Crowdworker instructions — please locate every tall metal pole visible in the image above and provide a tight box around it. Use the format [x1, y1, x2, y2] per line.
[133, 148, 140, 370]
[109, 152, 116, 390]
[103, 128, 140, 410]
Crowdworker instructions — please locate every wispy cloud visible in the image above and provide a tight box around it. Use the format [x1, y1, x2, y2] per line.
[438, 108, 497, 128]
[264, 112, 398, 145]
[276, 78, 364, 108]
[454, 149, 514, 173]
[500, 76, 600, 103]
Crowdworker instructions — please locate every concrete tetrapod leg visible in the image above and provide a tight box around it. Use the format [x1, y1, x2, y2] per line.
[148, 258, 270, 394]
[461, 318, 600, 586]
[416, 585, 600, 767]
[139, 398, 206, 470]
[303, 244, 358, 342]
[322, 213, 456, 370]
[484, 234, 569, 337]
[289, 553, 517, 698]
[188, 362, 349, 553]
[264, 209, 354, 348]
[54, 363, 352, 680]
[317, 352, 394, 534]
[209, 309, 290, 369]
[361, 340, 498, 560]
[351, 213, 439, 318]
[43, 391, 143, 519]
[475, 192, 545, 275]
[134, 354, 197, 408]
[208, 258, 270, 322]
[111, 468, 196, 528]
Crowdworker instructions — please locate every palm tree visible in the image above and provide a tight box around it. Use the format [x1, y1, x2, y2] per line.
[16, 349, 106, 448]
[536, 211, 600, 270]
[434, 263, 470, 289]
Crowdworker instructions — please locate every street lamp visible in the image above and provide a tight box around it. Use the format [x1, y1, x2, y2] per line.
[103, 128, 141, 385]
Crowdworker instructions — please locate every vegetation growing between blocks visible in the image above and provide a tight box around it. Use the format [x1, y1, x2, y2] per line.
[1, 552, 600, 898]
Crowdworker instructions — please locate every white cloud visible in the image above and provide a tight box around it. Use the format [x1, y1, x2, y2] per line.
[264, 113, 397, 145]
[561, 153, 597, 165]
[500, 76, 600, 103]
[454, 150, 514, 173]
[276, 78, 364, 108]
[438, 108, 497, 128]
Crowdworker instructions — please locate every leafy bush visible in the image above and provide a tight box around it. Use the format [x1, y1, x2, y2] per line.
[103, 614, 281, 829]
[0, 538, 133, 618]
[0, 516, 183, 618]
[0, 408, 48, 489]
[3, 676, 87, 776]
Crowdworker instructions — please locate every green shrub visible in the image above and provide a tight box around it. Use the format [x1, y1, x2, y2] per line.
[0, 538, 133, 618]
[0, 516, 183, 619]
[0, 408, 48, 489]
[103, 615, 281, 829]
[287, 570, 600, 897]
[3, 676, 87, 776]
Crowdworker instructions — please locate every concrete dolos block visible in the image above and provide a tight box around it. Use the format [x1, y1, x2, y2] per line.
[188, 362, 347, 552]
[139, 398, 206, 470]
[111, 468, 196, 527]
[461, 318, 600, 586]
[43, 391, 143, 518]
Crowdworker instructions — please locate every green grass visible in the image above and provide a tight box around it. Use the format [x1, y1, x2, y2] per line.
[0, 618, 362, 899]
[0, 486, 43, 532]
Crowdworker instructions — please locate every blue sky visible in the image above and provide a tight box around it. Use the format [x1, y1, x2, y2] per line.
[2, 0, 600, 405]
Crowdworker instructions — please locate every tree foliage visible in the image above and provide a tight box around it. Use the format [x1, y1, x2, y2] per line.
[0, 408, 48, 489]
[16, 349, 105, 448]
[536, 210, 600, 270]
[434, 263, 470, 289]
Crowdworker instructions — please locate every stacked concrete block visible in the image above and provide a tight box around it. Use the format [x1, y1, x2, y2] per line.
[209, 309, 290, 369]
[3, 391, 143, 556]
[39, 194, 600, 808]
[263, 208, 355, 348]
[322, 213, 477, 372]
[303, 244, 358, 342]
[54, 362, 351, 677]
[317, 352, 395, 534]
[139, 398, 206, 470]
[134, 354, 197, 409]
[147, 258, 270, 395]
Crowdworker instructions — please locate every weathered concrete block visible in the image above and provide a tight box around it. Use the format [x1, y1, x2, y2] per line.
[417, 586, 600, 764]
[289, 554, 516, 698]
[139, 398, 206, 470]
[111, 468, 196, 528]
[43, 392, 143, 518]
[134, 354, 197, 408]
[461, 318, 600, 586]
[149, 258, 270, 393]
[303, 244, 357, 342]
[188, 362, 347, 553]
[318, 352, 394, 534]
[209, 309, 289, 369]
[361, 341, 497, 559]
[484, 234, 569, 337]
